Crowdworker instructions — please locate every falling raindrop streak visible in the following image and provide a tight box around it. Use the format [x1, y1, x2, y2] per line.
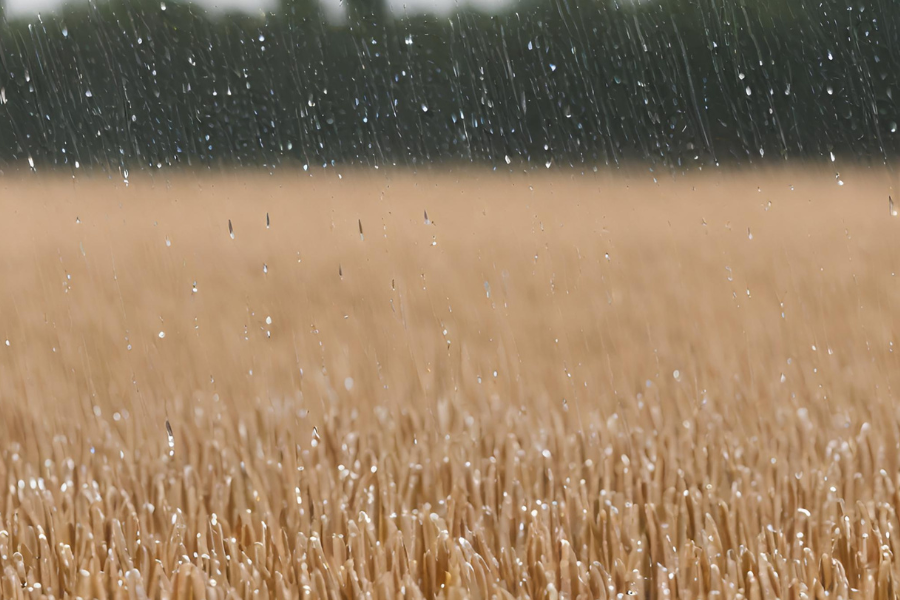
[165, 420, 175, 458]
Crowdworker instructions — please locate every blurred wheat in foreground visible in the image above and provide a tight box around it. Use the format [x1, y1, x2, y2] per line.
[1, 169, 899, 600]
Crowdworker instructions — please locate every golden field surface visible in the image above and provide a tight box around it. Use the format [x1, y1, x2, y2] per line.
[0, 167, 899, 599]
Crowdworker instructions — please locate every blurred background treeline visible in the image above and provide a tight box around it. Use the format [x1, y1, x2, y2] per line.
[0, 0, 897, 173]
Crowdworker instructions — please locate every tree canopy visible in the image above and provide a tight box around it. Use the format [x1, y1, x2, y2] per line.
[0, 0, 897, 172]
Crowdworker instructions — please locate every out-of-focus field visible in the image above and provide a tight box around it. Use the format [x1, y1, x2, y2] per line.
[0, 168, 899, 599]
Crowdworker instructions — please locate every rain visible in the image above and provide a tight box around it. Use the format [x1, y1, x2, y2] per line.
[0, 0, 893, 171]
[0, 0, 898, 598]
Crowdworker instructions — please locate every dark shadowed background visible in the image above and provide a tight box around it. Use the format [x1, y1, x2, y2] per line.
[0, 0, 897, 175]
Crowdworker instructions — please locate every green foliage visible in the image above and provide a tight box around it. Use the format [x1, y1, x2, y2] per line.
[0, 0, 896, 170]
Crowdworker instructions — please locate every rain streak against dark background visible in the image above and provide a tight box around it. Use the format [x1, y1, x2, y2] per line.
[0, 0, 897, 174]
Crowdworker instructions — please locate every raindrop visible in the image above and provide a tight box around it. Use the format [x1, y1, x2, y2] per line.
[344, 377, 354, 391]
[159, 331, 166, 339]
[891, 196, 897, 217]
[424, 210, 430, 225]
[266, 213, 270, 228]
[228, 220, 234, 239]
[165, 420, 175, 457]
[359, 219, 364, 241]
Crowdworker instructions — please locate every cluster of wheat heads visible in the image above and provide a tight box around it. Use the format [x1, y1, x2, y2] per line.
[1, 384, 899, 600]
[1, 170, 899, 599]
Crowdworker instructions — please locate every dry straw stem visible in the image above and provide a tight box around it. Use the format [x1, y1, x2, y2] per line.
[0, 169, 898, 600]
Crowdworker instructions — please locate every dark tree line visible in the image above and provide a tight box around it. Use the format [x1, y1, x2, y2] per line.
[0, 0, 897, 173]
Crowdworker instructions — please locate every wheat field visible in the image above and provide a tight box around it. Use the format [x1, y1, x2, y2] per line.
[0, 167, 898, 599]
